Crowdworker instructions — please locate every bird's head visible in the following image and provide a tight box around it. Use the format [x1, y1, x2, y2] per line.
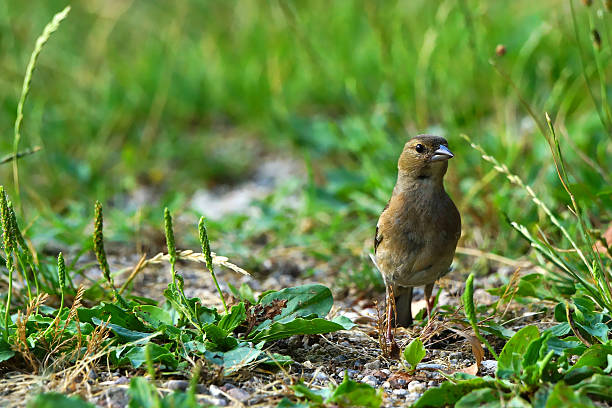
[397, 135, 454, 182]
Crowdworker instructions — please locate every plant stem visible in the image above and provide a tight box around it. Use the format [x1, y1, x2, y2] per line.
[199, 216, 228, 313]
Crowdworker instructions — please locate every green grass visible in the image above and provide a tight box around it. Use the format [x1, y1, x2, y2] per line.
[1, 0, 609, 265]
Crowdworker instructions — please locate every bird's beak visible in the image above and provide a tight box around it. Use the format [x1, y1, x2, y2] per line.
[430, 145, 454, 161]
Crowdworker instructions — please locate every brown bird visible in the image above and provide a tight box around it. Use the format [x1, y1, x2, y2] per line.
[371, 135, 461, 348]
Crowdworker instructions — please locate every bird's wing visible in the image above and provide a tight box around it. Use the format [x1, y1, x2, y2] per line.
[374, 201, 390, 254]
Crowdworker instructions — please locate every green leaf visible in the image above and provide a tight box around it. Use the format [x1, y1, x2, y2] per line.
[545, 381, 595, 408]
[571, 373, 612, 401]
[249, 317, 349, 343]
[259, 352, 293, 367]
[413, 378, 499, 408]
[135, 305, 173, 329]
[403, 338, 426, 368]
[204, 344, 263, 375]
[455, 388, 501, 408]
[217, 302, 246, 333]
[92, 317, 153, 343]
[228, 282, 257, 305]
[27, 393, 95, 408]
[497, 325, 539, 379]
[128, 377, 159, 408]
[120, 344, 179, 369]
[545, 335, 581, 355]
[568, 344, 612, 373]
[203, 323, 238, 351]
[292, 381, 328, 403]
[0, 339, 15, 362]
[255, 284, 334, 331]
[546, 322, 571, 337]
[276, 398, 309, 408]
[78, 303, 148, 332]
[326, 373, 382, 408]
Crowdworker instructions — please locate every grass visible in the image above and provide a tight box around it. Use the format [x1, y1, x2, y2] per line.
[0, 0, 611, 407]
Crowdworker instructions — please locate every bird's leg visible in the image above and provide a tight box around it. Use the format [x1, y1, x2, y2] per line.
[385, 286, 400, 358]
[425, 283, 435, 320]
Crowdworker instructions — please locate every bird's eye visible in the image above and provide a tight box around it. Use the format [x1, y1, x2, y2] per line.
[415, 144, 425, 153]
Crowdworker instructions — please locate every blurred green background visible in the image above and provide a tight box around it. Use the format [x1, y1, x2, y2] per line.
[1, 0, 610, 287]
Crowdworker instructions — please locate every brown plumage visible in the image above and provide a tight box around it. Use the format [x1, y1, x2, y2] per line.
[372, 135, 461, 337]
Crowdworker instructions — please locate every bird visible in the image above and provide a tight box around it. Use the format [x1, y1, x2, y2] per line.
[371, 135, 461, 351]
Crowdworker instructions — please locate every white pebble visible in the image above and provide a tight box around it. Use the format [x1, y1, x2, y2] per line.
[408, 381, 425, 393]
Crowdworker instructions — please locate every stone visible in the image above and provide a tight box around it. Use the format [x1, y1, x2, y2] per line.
[362, 375, 378, 387]
[416, 363, 444, 370]
[364, 360, 381, 370]
[165, 380, 190, 391]
[346, 369, 359, 378]
[313, 371, 328, 381]
[227, 388, 250, 402]
[393, 388, 408, 396]
[333, 354, 348, 363]
[210, 385, 223, 397]
[481, 359, 498, 374]
[408, 381, 425, 393]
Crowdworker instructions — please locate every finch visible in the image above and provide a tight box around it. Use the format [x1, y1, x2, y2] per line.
[371, 135, 461, 347]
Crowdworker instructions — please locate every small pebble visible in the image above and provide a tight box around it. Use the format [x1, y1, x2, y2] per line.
[303, 360, 314, 369]
[416, 363, 444, 370]
[383, 381, 391, 388]
[407, 392, 422, 401]
[227, 388, 250, 402]
[393, 389, 408, 396]
[333, 354, 348, 363]
[346, 369, 359, 378]
[353, 360, 363, 368]
[114, 376, 129, 385]
[199, 396, 227, 407]
[427, 380, 436, 387]
[395, 378, 407, 387]
[313, 372, 328, 381]
[210, 385, 223, 397]
[88, 370, 98, 380]
[481, 359, 498, 374]
[166, 380, 190, 391]
[364, 360, 381, 370]
[380, 369, 391, 376]
[408, 381, 425, 393]
[362, 375, 378, 387]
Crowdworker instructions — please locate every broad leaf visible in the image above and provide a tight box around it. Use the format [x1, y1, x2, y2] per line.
[497, 325, 539, 379]
[413, 378, 499, 408]
[326, 373, 382, 408]
[249, 316, 351, 343]
[255, 284, 334, 331]
[455, 388, 500, 408]
[217, 302, 246, 333]
[545, 381, 594, 408]
[403, 338, 426, 368]
[0, 339, 15, 362]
